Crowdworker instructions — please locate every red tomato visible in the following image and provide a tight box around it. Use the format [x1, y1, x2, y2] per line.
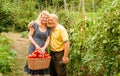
[44, 54, 50, 58]
[28, 54, 33, 58]
[47, 55, 51, 58]
[34, 50, 40, 55]
[38, 55, 43, 58]
[32, 53, 37, 58]
[32, 52, 36, 55]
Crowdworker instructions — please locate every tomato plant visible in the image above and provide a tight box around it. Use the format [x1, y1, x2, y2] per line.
[0, 35, 16, 74]
[65, 0, 120, 76]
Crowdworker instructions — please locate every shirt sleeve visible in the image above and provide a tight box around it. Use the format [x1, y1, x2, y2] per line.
[47, 27, 51, 36]
[32, 22, 37, 31]
[61, 27, 69, 42]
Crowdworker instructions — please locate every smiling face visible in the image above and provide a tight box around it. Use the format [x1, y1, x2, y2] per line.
[48, 16, 54, 25]
[41, 13, 49, 24]
[48, 15, 57, 28]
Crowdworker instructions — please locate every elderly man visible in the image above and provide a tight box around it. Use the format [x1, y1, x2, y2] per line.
[48, 14, 70, 76]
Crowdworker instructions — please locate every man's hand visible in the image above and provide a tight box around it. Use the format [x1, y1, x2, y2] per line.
[62, 56, 69, 64]
[28, 21, 35, 29]
[62, 41, 70, 64]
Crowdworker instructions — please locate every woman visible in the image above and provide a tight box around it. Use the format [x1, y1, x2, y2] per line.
[24, 10, 51, 76]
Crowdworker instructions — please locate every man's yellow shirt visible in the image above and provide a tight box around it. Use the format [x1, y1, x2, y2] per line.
[50, 24, 69, 52]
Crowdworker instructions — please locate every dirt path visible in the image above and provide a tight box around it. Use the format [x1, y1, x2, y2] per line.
[1, 32, 29, 76]
[1, 32, 50, 76]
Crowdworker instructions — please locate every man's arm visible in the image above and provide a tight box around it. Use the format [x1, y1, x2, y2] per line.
[62, 41, 70, 64]
[64, 41, 70, 57]
[61, 25, 70, 64]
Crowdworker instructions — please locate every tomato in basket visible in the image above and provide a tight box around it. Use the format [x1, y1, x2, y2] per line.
[38, 55, 43, 58]
[28, 50, 51, 58]
[44, 53, 50, 58]
[31, 53, 37, 58]
[47, 55, 51, 58]
[34, 49, 41, 55]
[28, 54, 33, 58]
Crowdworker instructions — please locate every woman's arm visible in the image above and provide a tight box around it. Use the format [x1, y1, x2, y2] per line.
[41, 36, 50, 53]
[28, 22, 41, 50]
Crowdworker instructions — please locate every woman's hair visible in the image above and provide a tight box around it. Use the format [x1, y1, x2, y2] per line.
[35, 10, 49, 25]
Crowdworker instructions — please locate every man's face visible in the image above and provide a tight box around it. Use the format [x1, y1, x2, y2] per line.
[48, 16, 55, 28]
[41, 14, 48, 24]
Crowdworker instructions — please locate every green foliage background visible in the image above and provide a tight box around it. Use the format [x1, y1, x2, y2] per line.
[0, 0, 120, 75]
[0, 35, 16, 74]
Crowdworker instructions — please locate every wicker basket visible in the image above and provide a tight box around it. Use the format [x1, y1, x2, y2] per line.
[27, 57, 51, 70]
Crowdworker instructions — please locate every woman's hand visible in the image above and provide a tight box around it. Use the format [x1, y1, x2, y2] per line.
[40, 47, 46, 54]
[35, 45, 41, 51]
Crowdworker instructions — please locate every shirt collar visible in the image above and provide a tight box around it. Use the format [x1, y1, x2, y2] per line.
[53, 24, 59, 31]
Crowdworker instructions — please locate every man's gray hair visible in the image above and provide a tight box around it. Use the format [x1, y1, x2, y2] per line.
[50, 14, 58, 20]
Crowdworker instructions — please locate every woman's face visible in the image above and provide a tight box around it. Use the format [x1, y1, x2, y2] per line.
[41, 13, 48, 24]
